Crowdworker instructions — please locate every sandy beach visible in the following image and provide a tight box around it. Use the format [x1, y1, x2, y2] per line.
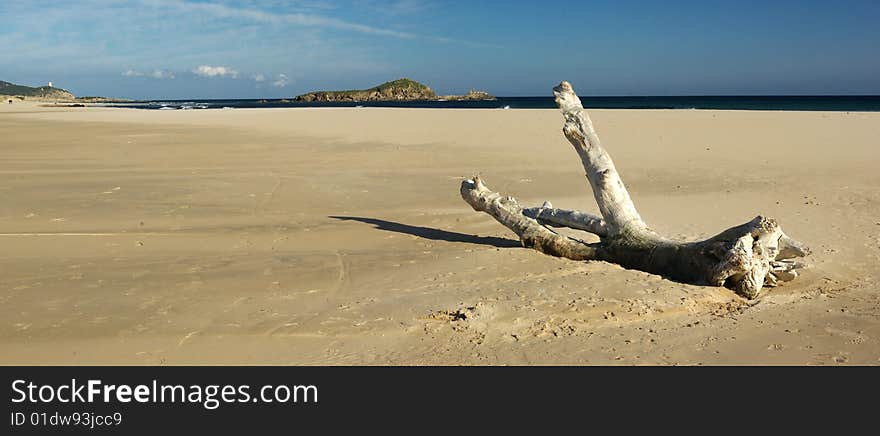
[2, 102, 879, 365]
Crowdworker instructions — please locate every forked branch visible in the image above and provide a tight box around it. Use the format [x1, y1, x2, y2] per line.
[460, 81, 809, 299]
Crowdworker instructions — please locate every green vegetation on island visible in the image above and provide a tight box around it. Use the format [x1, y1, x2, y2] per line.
[294, 78, 495, 102]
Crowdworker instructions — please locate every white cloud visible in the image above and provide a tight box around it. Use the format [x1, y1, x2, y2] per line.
[150, 69, 175, 79]
[123, 68, 175, 79]
[193, 65, 239, 78]
[272, 73, 290, 87]
[252, 73, 265, 82]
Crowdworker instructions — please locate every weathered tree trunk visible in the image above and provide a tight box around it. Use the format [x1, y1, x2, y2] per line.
[460, 81, 809, 299]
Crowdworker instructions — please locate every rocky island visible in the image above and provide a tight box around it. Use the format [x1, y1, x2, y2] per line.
[442, 89, 496, 101]
[294, 78, 495, 102]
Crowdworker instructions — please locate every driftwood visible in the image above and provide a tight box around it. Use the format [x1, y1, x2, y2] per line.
[460, 81, 809, 299]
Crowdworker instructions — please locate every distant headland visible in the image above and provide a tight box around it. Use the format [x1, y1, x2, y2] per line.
[1, 80, 130, 104]
[294, 78, 495, 103]
[1, 80, 75, 101]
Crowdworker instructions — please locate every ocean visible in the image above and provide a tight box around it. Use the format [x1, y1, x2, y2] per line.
[103, 95, 880, 111]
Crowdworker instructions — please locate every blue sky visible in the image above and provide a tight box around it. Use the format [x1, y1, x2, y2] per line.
[2, 0, 879, 99]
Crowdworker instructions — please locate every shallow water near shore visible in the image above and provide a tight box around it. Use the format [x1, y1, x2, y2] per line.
[103, 95, 880, 111]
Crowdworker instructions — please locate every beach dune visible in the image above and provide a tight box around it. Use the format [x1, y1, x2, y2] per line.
[1, 103, 879, 364]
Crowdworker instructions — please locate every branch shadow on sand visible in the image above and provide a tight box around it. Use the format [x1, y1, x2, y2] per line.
[329, 216, 521, 249]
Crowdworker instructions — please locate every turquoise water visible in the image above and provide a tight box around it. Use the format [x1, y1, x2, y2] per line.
[106, 95, 880, 111]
